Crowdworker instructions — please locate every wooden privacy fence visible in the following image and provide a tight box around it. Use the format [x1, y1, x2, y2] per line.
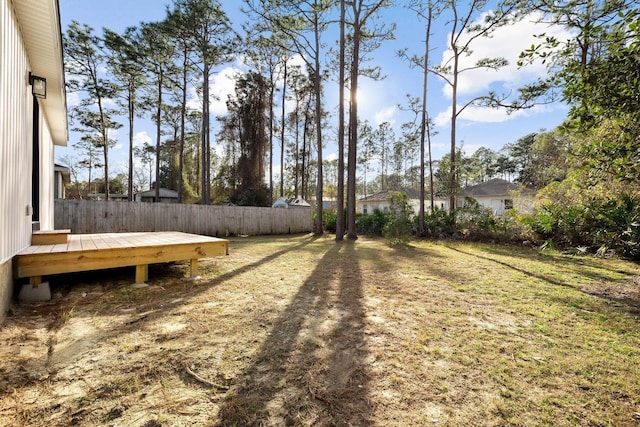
[54, 200, 313, 236]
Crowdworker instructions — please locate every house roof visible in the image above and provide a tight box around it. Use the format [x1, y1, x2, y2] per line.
[13, 0, 68, 146]
[359, 188, 421, 202]
[54, 163, 70, 184]
[460, 178, 535, 197]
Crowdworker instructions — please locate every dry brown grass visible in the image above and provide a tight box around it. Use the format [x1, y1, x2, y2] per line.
[1, 234, 639, 426]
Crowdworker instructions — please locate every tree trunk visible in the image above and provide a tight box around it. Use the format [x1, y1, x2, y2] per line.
[346, 9, 360, 241]
[302, 102, 309, 200]
[269, 73, 275, 204]
[128, 81, 134, 201]
[280, 56, 288, 198]
[155, 73, 163, 203]
[178, 47, 188, 204]
[418, 5, 432, 235]
[313, 12, 323, 235]
[202, 62, 211, 205]
[294, 103, 300, 197]
[336, 0, 346, 241]
[97, 97, 110, 201]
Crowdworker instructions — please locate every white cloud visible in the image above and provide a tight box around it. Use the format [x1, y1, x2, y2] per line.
[433, 109, 450, 127]
[102, 97, 118, 108]
[210, 66, 243, 115]
[434, 102, 552, 127]
[460, 143, 485, 156]
[186, 65, 244, 115]
[273, 54, 308, 86]
[66, 92, 80, 107]
[185, 86, 201, 111]
[437, 12, 573, 99]
[133, 131, 152, 148]
[374, 105, 397, 126]
[107, 127, 120, 139]
[288, 54, 307, 73]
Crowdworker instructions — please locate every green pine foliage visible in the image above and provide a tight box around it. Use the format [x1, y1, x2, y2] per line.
[383, 191, 414, 245]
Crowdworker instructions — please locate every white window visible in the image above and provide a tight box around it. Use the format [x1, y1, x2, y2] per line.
[363, 204, 368, 214]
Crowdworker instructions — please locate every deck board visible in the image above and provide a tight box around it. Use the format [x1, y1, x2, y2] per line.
[14, 231, 228, 283]
[80, 234, 98, 251]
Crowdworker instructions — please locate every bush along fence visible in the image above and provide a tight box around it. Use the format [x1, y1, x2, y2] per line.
[54, 200, 313, 236]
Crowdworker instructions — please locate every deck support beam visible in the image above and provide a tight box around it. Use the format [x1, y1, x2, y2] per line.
[190, 259, 199, 278]
[135, 265, 148, 284]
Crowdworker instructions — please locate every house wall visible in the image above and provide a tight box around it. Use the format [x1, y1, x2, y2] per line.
[0, 0, 59, 321]
[54, 171, 64, 199]
[358, 199, 446, 215]
[469, 194, 534, 216]
[40, 120, 55, 230]
[0, 0, 34, 263]
[472, 196, 505, 215]
[358, 201, 391, 215]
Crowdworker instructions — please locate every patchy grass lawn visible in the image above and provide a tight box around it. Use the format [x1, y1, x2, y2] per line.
[1, 234, 639, 426]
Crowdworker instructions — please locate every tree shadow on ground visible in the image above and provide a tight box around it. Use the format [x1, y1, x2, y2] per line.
[482, 244, 639, 280]
[215, 241, 371, 426]
[446, 245, 640, 316]
[44, 234, 318, 317]
[2, 236, 320, 390]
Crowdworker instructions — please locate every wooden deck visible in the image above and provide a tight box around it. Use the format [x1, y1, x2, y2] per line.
[14, 231, 229, 285]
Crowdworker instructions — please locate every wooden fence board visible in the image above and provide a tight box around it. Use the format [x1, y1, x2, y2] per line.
[55, 200, 313, 236]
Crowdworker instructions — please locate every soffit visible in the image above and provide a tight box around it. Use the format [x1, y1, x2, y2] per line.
[12, 0, 68, 146]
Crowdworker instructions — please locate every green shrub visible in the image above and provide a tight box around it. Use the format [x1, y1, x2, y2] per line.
[589, 194, 640, 259]
[458, 198, 494, 230]
[384, 191, 415, 245]
[357, 209, 391, 236]
[519, 193, 640, 259]
[322, 210, 338, 233]
[422, 208, 457, 238]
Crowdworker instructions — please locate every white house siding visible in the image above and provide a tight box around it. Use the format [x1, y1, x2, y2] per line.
[359, 198, 446, 215]
[0, 0, 34, 265]
[40, 119, 55, 230]
[472, 195, 534, 216]
[0, 0, 63, 320]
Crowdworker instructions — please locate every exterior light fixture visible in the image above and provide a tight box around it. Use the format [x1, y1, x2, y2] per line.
[29, 73, 47, 99]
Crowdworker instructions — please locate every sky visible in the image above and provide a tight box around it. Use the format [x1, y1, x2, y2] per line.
[56, 0, 572, 184]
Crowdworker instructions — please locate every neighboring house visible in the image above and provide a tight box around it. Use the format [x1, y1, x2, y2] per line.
[357, 189, 448, 215]
[322, 197, 337, 210]
[458, 178, 535, 216]
[53, 163, 70, 199]
[1, 0, 68, 319]
[135, 188, 179, 203]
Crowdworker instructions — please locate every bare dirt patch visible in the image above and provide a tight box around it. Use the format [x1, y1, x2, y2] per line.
[1, 235, 639, 426]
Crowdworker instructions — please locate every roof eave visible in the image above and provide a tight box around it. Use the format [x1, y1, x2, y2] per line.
[13, 0, 68, 146]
